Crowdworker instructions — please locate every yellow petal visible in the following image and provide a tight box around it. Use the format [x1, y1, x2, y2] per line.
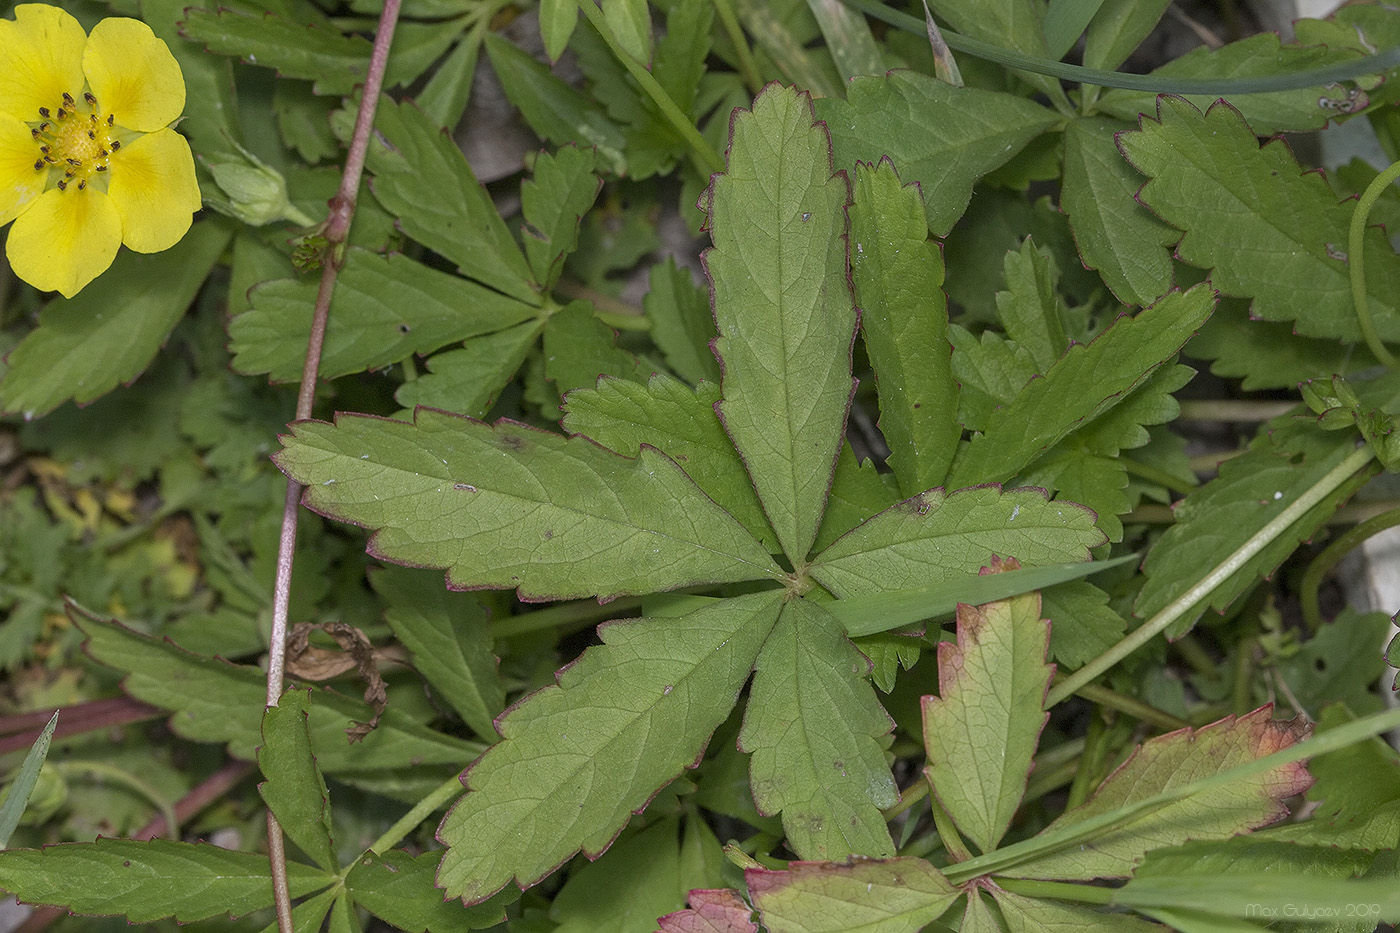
[6, 185, 122, 298]
[0, 112, 47, 226]
[84, 17, 185, 132]
[108, 128, 201, 253]
[0, 5, 87, 123]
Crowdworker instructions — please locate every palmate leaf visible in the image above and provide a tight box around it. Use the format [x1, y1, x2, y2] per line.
[258, 690, 335, 871]
[849, 159, 960, 496]
[179, 7, 370, 95]
[274, 411, 782, 601]
[922, 562, 1051, 854]
[739, 598, 898, 860]
[230, 249, 537, 382]
[746, 858, 960, 933]
[0, 838, 332, 923]
[436, 593, 785, 903]
[816, 72, 1059, 236]
[945, 285, 1213, 489]
[809, 485, 1104, 599]
[1118, 95, 1400, 344]
[703, 84, 855, 563]
[1001, 707, 1313, 881]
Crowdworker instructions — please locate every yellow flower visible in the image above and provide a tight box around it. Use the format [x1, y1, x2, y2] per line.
[0, 4, 201, 298]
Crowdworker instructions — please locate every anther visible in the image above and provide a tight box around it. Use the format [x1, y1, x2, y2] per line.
[43, 155, 56, 164]
[30, 127, 41, 139]
[98, 148, 108, 157]
[55, 108, 66, 120]
[77, 180, 86, 190]
[84, 92, 97, 106]
[38, 107, 50, 118]
[110, 140, 120, 150]
[87, 130, 96, 140]
[38, 122, 48, 132]
[62, 92, 75, 106]
[33, 159, 44, 171]
[66, 158, 81, 166]
[95, 165, 108, 172]
[39, 145, 49, 154]
[56, 178, 67, 191]
[106, 114, 114, 126]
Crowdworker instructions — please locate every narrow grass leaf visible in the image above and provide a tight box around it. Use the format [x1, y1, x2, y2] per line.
[276, 411, 782, 601]
[705, 84, 856, 563]
[0, 711, 57, 848]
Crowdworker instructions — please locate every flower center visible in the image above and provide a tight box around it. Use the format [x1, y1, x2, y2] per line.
[31, 92, 121, 192]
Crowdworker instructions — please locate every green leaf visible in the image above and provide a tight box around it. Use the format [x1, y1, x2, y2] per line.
[923, 0, 1062, 100]
[484, 33, 628, 175]
[739, 598, 897, 860]
[644, 258, 721, 386]
[813, 444, 900, 554]
[357, 99, 537, 303]
[0, 838, 332, 923]
[230, 249, 537, 382]
[1044, 0, 1106, 59]
[995, 239, 1069, 374]
[994, 889, 1163, 932]
[258, 690, 335, 871]
[601, 0, 653, 64]
[1117, 95, 1400, 344]
[817, 72, 1060, 236]
[256, 886, 338, 933]
[946, 285, 1214, 489]
[1276, 608, 1392, 717]
[948, 323, 1037, 433]
[706, 84, 855, 562]
[0, 222, 231, 418]
[540, 0, 578, 60]
[1001, 707, 1314, 880]
[810, 485, 1104, 599]
[1061, 117, 1175, 307]
[746, 858, 960, 933]
[805, 0, 884, 80]
[653, 0, 713, 119]
[551, 817, 683, 932]
[370, 566, 504, 740]
[394, 321, 543, 418]
[277, 411, 781, 600]
[522, 147, 602, 290]
[922, 565, 1051, 853]
[346, 850, 513, 931]
[1133, 423, 1365, 635]
[1082, 0, 1171, 71]
[1188, 299, 1379, 391]
[75, 614, 478, 775]
[437, 593, 784, 903]
[0, 711, 57, 848]
[562, 375, 779, 552]
[1041, 580, 1126, 669]
[1098, 35, 1365, 136]
[543, 301, 653, 395]
[849, 160, 960, 496]
[417, 33, 481, 130]
[179, 7, 371, 94]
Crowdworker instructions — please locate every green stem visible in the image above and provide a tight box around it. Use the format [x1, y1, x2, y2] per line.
[930, 795, 973, 863]
[1047, 445, 1376, 707]
[1232, 639, 1256, 716]
[368, 772, 464, 855]
[1064, 679, 1189, 731]
[882, 776, 928, 822]
[713, 0, 764, 93]
[1349, 160, 1400, 368]
[55, 761, 179, 842]
[840, 0, 1400, 94]
[1177, 400, 1299, 422]
[1300, 506, 1400, 631]
[573, 0, 724, 175]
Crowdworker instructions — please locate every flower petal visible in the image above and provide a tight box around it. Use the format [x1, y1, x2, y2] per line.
[0, 4, 87, 123]
[83, 17, 185, 132]
[0, 112, 48, 226]
[108, 128, 201, 252]
[6, 185, 121, 298]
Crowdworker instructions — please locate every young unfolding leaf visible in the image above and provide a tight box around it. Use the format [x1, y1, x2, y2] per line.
[521, 146, 601, 290]
[259, 690, 335, 871]
[923, 559, 1051, 854]
[704, 85, 855, 563]
[945, 285, 1213, 489]
[809, 485, 1103, 598]
[747, 858, 960, 933]
[658, 888, 758, 933]
[275, 411, 782, 601]
[436, 594, 785, 904]
[0, 839, 333, 923]
[849, 159, 960, 496]
[739, 598, 898, 859]
[818, 73, 1059, 236]
[1118, 96, 1400, 344]
[1000, 707, 1313, 880]
[231, 249, 537, 382]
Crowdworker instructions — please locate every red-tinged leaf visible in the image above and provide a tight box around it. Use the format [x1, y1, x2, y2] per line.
[747, 858, 960, 933]
[1001, 707, 1313, 881]
[922, 557, 1052, 854]
[658, 889, 758, 933]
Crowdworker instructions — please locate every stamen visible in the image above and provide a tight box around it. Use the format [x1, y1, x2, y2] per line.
[66, 158, 81, 166]
[33, 159, 44, 171]
[38, 107, 50, 118]
[39, 145, 49, 154]
[84, 92, 97, 107]
[106, 114, 114, 126]
[110, 140, 121, 150]
[98, 148, 108, 157]
[31, 127, 41, 139]
[95, 165, 108, 172]
[62, 92, 75, 106]
[56, 179, 67, 191]
[55, 108, 66, 120]
[77, 180, 86, 190]
[87, 130, 96, 140]
[43, 155, 57, 164]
